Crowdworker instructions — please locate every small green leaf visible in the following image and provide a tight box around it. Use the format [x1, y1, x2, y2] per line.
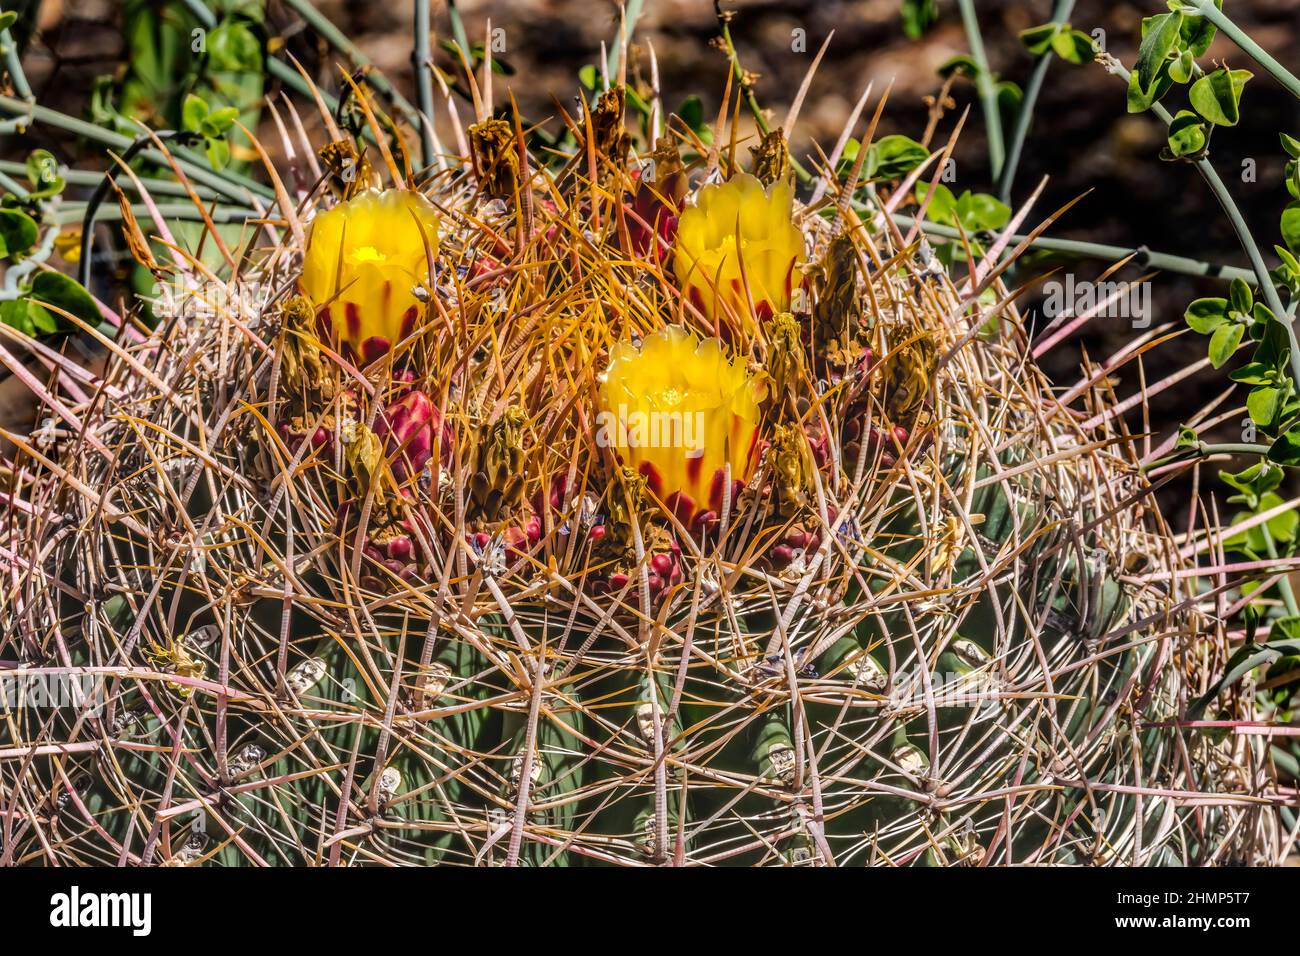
[0, 208, 39, 260]
[205, 137, 231, 171]
[955, 191, 1011, 232]
[1189, 68, 1252, 127]
[1051, 30, 1095, 65]
[867, 134, 928, 180]
[28, 271, 101, 327]
[938, 54, 979, 80]
[1020, 23, 1059, 56]
[1165, 110, 1206, 157]
[1281, 133, 1300, 159]
[1185, 296, 1228, 333]
[1229, 277, 1254, 315]
[1127, 62, 1173, 113]
[1208, 320, 1244, 368]
[916, 182, 958, 226]
[1246, 384, 1283, 426]
[677, 95, 705, 134]
[203, 106, 239, 137]
[0, 11, 17, 32]
[1282, 203, 1300, 254]
[1168, 49, 1196, 84]
[901, 0, 939, 40]
[1178, 0, 1221, 57]
[1175, 424, 1200, 450]
[1230, 362, 1272, 385]
[1136, 12, 1182, 92]
[578, 65, 597, 90]
[182, 93, 209, 133]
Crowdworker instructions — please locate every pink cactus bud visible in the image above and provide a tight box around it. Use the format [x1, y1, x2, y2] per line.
[375, 389, 451, 487]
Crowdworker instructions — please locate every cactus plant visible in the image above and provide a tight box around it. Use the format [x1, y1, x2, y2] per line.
[0, 27, 1285, 867]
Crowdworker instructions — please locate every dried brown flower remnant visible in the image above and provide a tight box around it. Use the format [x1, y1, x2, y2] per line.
[468, 117, 519, 199]
[749, 127, 791, 187]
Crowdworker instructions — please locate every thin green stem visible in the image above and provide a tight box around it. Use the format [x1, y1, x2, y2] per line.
[447, 0, 472, 74]
[0, 2, 33, 104]
[0, 93, 272, 204]
[885, 211, 1257, 284]
[54, 202, 257, 226]
[958, 0, 1005, 180]
[0, 160, 220, 202]
[998, 0, 1075, 202]
[605, 0, 645, 81]
[413, 0, 436, 168]
[1192, 0, 1300, 101]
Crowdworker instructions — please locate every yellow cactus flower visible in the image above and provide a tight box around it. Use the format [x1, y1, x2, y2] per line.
[674, 172, 805, 331]
[299, 189, 441, 363]
[598, 326, 764, 529]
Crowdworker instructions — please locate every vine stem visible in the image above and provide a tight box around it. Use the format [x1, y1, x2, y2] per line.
[957, 0, 1005, 180]
[998, 0, 1076, 202]
[885, 212, 1256, 284]
[0, 93, 271, 204]
[0, 2, 33, 105]
[413, 0, 436, 167]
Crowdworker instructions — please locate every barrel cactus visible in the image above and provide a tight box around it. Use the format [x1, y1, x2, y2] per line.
[0, 70, 1282, 867]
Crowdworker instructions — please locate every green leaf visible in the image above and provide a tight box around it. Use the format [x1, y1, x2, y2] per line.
[867, 134, 928, 180]
[1175, 424, 1200, 450]
[1051, 30, 1095, 65]
[1208, 321, 1244, 368]
[1229, 362, 1272, 385]
[1127, 62, 1173, 113]
[0, 208, 39, 260]
[1269, 428, 1300, 465]
[25, 149, 61, 189]
[938, 54, 979, 80]
[1189, 68, 1252, 127]
[1281, 133, 1300, 159]
[1136, 12, 1182, 92]
[28, 271, 101, 327]
[1184, 296, 1228, 333]
[1178, 0, 1221, 57]
[956, 191, 1011, 232]
[207, 21, 263, 73]
[915, 182, 958, 226]
[203, 106, 240, 137]
[1020, 23, 1059, 56]
[0, 11, 17, 32]
[901, 0, 938, 40]
[1282, 203, 1300, 254]
[1268, 507, 1299, 543]
[1165, 110, 1206, 158]
[0, 299, 37, 336]
[205, 137, 231, 171]
[1229, 276, 1254, 315]
[578, 65, 598, 90]
[677, 95, 705, 134]
[182, 93, 209, 133]
[1246, 384, 1283, 426]
[1168, 49, 1196, 84]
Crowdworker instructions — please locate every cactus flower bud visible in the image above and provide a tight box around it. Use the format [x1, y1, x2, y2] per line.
[299, 189, 441, 363]
[674, 173, 804, 332]
[375, 389, 451, 488]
